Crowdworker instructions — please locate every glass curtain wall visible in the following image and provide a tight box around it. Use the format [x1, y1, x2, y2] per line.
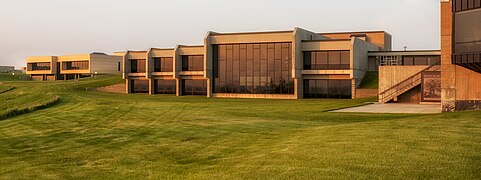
[182, 79, 207, 95]
[303, 51, 350, 70]
[62, 61, 89, 70]
[304, 79, 352, 99]
[27, 62, 51, 71]
[130, 79, 149, 93]
[154, 79, 176, 94]
[213, 43, 294, 94]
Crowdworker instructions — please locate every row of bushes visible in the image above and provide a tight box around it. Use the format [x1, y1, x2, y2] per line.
[0, 95, 61, 120]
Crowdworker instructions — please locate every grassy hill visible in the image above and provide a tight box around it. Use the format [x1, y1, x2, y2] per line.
[0, 72, 28, 82]
[0, 75, 480, 179]
[359, 71, 379, 89]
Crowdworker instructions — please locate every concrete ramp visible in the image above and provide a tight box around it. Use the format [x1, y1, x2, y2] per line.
[97, 84, 126, 94]
[332, 103, 441, 114]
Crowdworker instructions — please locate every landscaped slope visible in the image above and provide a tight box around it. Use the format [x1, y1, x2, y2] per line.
[0, 75, 480, 179]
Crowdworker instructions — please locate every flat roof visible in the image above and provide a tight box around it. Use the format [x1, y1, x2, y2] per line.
[302, 39, 351, 42]
[210, 30, 294, 36]
[368, 50, 441, 56]
[319, 30, 391, 36]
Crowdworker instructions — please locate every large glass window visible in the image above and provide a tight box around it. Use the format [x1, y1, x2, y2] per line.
[182, 55, 204, 71]
[182, 79, 207, 95]
[130, 59, 146, 73]
[130, 79, 149, 93]
[62, 61, 89, 70]
[154, 57, 173, 72]
[304, 79, 352, 99]
[454, 8, 481, 54]
[213, 43, 294, 94]
[27, 62, 51, 71]
[154, 79, 176, 94]
[303, 50, 350, 70]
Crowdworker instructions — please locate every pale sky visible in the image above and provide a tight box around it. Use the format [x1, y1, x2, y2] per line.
[0, 0, 440, 68]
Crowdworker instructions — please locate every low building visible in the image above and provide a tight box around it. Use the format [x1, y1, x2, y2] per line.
[26, 53, 122, 81]
[0, 66, 15, 73]
[117, 27, 391, 99]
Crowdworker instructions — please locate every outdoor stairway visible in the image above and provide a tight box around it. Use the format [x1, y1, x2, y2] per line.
[97, 84, 126, 94]
[379, 64, 441, 103]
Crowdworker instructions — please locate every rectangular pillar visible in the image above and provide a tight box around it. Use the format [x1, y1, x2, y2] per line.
[149, 79, 154, 95]
[176, 78, 182, 96]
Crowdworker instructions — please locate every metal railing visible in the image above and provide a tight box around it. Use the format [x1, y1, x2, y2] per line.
[379, 64, 441, 103]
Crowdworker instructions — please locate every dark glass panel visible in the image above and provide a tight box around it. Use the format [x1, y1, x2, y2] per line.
[155, 79, 176, 94]
[131, 79, 149, 93]
[328, 51, 341, 69]
[454, 8, 481, 54]
[403, 56, 414, 65]
[414, 57, 428, 65]
[303, 52, 312, 70]
[340, 51, 350, 69]
[154, 58, 161, 72]
[317, 51, 328, 70]
[456, 0, 462, 11]
[182, 55, 204, 71]
[130, 59, 146, 73]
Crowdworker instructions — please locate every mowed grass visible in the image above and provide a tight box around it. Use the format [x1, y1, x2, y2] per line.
[0, 75, 480, 179]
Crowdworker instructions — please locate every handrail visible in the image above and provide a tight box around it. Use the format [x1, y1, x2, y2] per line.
[379, 63, 440, 103]
[379, 63, 439, 95]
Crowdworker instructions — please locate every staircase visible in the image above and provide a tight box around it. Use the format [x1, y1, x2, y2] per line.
[379, 64, 441, 103]
[97, 84, 126, 94]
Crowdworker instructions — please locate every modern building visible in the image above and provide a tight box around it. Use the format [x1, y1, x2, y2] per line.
[368, 50, 441, 104]
[24, 0, 481, 112]
[0, 66, 15, 73]
[26, 53, 122, 81]
[441, 0, 481, 111]
[117, 28, 391, 99]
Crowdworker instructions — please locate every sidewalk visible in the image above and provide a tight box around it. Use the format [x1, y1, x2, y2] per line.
[332, 103, 442, 114]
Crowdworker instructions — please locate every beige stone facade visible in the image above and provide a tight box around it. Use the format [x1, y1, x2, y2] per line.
[26, 53, 122, 81]
[119, 27, 390, 99]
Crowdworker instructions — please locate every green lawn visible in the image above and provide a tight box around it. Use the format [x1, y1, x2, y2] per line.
[0, 72, 28, 82]
[0, 75, 480, 179]
[359, 71, 379, 89]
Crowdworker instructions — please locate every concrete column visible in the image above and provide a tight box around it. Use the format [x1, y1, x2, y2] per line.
[206, 78, 212, 98]
[294, 78, 303, 99]
[352, 79, 356, 99]
[149, 79, 154, 95]
[126, 79, 131, 94]
[176, 78, 182, 96]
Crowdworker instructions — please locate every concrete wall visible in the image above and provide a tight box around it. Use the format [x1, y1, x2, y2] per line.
[441, 0, 481, 111]
[90, 54, 122, 75]
[319, 31, 392, 51]
[351, 37, 380, 88]
[379, 66, 428, 93]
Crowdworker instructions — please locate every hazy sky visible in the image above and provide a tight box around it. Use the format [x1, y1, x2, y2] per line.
[0, 0, 440, 68]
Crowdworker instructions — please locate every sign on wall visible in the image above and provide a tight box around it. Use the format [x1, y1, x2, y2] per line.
[421, 71, 441, 102]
